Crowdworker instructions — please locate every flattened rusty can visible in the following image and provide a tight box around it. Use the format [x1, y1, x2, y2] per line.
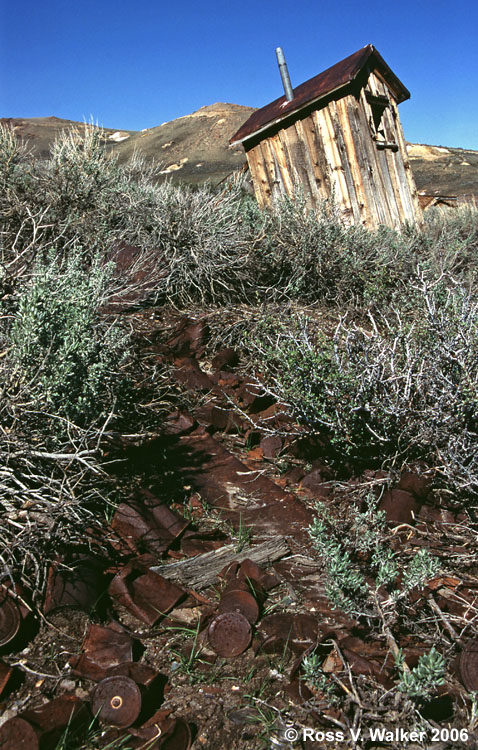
[218, 589, 259, 624]
[91, 675, 142, 727]
[70, 622, 134, 681]
[0, 717, 39, 749]
[208, 612, 251, 657]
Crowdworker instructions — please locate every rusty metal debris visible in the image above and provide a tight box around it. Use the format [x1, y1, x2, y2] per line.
[258, 613, 319, 655]
[208, 611, 251, 657]
[338, 636, 394, 688]
[284, 678, 313, 705]
[237, 558, 280, 592]
[91, 675, 142, 728]
[5, 310, 470, 747]
[107, 661, 160, 687]
[22, 695, 88, 747]
[111, 493, 189, 557]
[180, 528, 228, 556]
[0, 661, 13, 698]
[260, 434, 282, 458]
[163, 317, 209, 359]
[218, 588, 259, 625]
[0, 717, 39, 749]
[159, 718, 192, 749]
[163, 411, 197, 436]
[0, 593, 21, 647]
[43, 557, 105, 615]
[194, 403, 243, 434]
[109, 562, 186, 626]
[172, 358, 214, 392]
[378, 488, 420, 525]
[217, 562, 268, 624]
[211, 347, 239, 372]
[459, 640, 478, 692]
[0, 581, 31, 650]
[176, 428, 313, 540]
[396, 471, 431, 498]
[70, 622, 134, 681]
[127, 710, 192, 750]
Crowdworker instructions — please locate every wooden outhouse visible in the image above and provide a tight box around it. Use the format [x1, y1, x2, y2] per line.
[230, 44, 422, 229]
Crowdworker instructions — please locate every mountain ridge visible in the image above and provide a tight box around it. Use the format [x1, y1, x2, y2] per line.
[2, 105, 477, 197]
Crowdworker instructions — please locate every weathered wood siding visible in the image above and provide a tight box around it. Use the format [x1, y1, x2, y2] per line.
[245, 71, 422, 229]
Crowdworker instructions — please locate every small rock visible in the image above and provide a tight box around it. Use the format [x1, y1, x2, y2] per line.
[75, 687, 89, 700]
[0, 709, 17, 728]
[378, 489, 420, 525]
[260, 435, 282, 459]
[59, 679, 76, 692]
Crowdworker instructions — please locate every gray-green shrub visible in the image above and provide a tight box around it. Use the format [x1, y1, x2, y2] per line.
[4, 247, 127, 427]
[252, 189, 418, 307]
[249, 279, 478, 497]
[3, 123, 478, 312]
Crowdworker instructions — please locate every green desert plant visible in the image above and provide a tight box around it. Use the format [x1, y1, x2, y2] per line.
[398, 647, 446, 698]
[308, 508, 370, 613]
[401, 549, 441, 592]
[4, 246, 128, 427]
[0, 241, 130, 588]
[3, 122, 478, 312]
[301, 650, 340, 703]
[308, 499, 441, 614]
[251, 187, 418, 308]
[248, 279, 478, 496]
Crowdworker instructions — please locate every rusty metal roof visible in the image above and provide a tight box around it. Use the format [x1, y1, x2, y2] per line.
[230, 44, 410, 146]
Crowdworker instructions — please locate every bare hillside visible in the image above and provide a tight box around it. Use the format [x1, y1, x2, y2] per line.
[0, 116, 134, 159]
[111, 103, 254, 184]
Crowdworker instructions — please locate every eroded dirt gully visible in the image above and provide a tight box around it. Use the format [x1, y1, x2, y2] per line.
[0, 310, 477, 749]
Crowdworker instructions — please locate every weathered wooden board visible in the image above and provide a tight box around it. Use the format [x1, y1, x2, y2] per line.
[313, 107, 352, 219]
[302, 112, 331, 198]
[390, 99, 424, 224]
[152, 538, 290, 590]
[335, 96, 370, 226]
[270, 132, 294, 195]
[329, 99, 362, 224]
[246, 143, 271, 208]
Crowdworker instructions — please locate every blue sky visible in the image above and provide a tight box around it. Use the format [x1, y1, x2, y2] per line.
[2, 0, 478, 149]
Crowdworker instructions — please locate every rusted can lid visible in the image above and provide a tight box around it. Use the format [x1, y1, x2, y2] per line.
[208, 612, 251, 657]
[91, 675, 142, 727]
[0, 596, 21, 646]
[160, 718, 192, 750]
[218, 589, 259, 624]
[459, 639, 478, 691]
[0, 717, 39, 749]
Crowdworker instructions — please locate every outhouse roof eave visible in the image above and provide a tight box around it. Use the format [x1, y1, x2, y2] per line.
[230, 44, 410, 147]
[229, 80, 354, 148]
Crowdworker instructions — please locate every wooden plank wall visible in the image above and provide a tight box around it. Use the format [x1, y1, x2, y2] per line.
[364, 71, 422, 226]
[245, 71, 422, 229]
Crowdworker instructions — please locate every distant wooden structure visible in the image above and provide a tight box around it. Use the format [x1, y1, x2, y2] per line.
[418, 193, 458, 210]
[230, 44, 422, 229]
